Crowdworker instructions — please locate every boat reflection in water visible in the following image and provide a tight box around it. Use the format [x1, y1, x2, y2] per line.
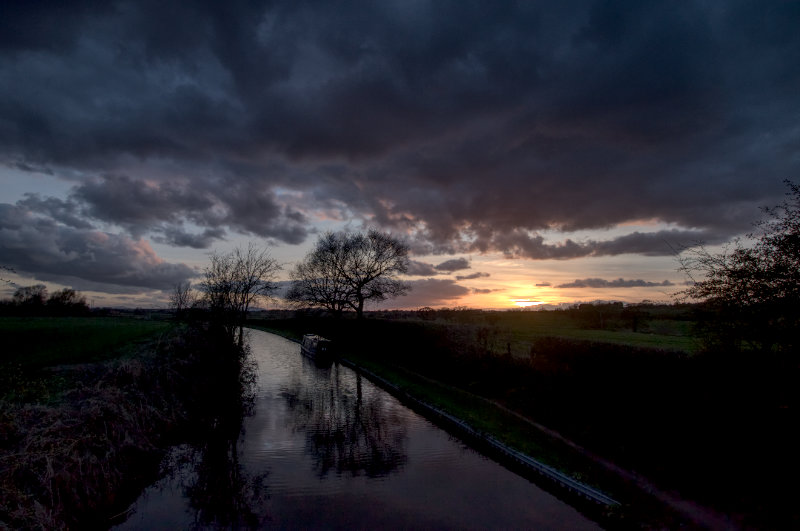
[117, 330, 600, 530]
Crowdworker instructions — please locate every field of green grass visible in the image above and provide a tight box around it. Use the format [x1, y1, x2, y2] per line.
[0, 316, 174, 402]
[495, 312, 697, 355]
[0, 316, 173, 369]
[253, 306, 698, 356]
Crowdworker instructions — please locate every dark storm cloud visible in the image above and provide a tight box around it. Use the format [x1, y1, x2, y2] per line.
[591, 230, 731, 256]
[1, 0, 798, 285]
[0, 1, 116, 53]
[456, 272, 490, 281]
[535, 282, 552, 287]
[557, 278, 675, 289]
[434, 258, 470, 272]
[18, 194, 94, 230]
[406, 260, 440, 276]
[484, 228, 729, 260]
[151, 226, 226, 249]
[10, 160, 53, 175]
[73, 174, 215, 235]
[68, 173, 308, 246]
[0, 202, 195, 292]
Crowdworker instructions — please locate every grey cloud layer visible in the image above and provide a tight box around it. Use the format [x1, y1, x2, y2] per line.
[484, 228, 730, 260]
[0, 203, 196, 292]
[2, 1, 799, 286]
[434, 258, 471, 272]
[74, 174, 308, 245]
[557, 278, 675, 289]
[456, 272, 490, 281]
[406, 260, 440, 276]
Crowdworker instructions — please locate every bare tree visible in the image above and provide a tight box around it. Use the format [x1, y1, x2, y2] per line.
[286, 232, 352, 318]
[170, 281, 195, 320]
[201, 243, 281, 345]
[287, 230, 410, 318]
[47, 288, 89, 315]
[13, 284, 48, 306]
[679, 180, 800, 354]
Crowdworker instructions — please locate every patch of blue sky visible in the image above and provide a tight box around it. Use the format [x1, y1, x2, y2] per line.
[0, 166, 75, 204]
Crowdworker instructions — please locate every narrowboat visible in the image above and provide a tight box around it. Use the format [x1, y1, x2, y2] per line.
[300, 334, 333, 361]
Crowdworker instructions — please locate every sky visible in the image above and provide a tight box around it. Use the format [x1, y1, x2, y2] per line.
[1, 1, 799, 310]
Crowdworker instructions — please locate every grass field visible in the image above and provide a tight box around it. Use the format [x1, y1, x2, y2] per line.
[516, 327, 696, 351]
[252, 307, 698, 356]
[0, 316, 174, 402]
[0, 316, 173, 369]
[482, 310, 696, 353]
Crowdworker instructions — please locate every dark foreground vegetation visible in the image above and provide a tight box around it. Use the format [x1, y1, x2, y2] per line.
[0, 316, 254, 529]
[252, 306, 798, 529]
[1, 243, 277, 529]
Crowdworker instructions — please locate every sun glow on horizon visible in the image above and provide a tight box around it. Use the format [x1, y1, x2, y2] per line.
[511, 298, 543, 308]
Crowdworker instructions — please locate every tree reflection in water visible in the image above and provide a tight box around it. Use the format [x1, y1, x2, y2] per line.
[176, 343, 271, 529]
[283, 360, 408, 478]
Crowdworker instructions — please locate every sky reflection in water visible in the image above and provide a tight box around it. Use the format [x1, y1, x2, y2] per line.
[117, 330, 599, 530]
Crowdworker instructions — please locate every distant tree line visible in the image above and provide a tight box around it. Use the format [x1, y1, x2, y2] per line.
[0, 284, 90, 316]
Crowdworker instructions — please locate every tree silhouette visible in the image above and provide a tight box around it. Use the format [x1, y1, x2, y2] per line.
[169, 281, 194, 320]
[46, 288, 89, 315]
[287, 230, 410, 318]
[201, 243, 281, 345]
[680, 180, 800, 354]
[12, 284, 47, 308]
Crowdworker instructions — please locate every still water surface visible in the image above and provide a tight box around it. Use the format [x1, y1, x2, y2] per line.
[119, 329, 600, 529]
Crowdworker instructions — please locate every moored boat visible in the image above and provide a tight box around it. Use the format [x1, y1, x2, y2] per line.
[300, 334, 333, 361]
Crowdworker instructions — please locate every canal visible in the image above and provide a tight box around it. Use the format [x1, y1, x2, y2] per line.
[118, 329, 601, 529]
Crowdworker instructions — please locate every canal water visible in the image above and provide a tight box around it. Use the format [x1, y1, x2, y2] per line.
[118, 329, 600, 529]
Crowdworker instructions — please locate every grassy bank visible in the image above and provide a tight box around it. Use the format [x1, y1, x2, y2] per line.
[1, 317, 173, 404]
[0, 316, 172, 368]
[0, 316, 249, 529]
[252, 313, 797, 529]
